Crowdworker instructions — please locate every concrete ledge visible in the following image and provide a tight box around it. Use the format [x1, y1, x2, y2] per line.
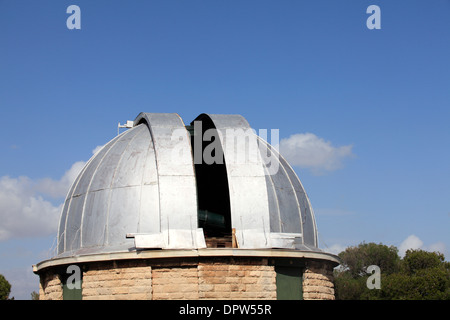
[33, 248, 340, 273]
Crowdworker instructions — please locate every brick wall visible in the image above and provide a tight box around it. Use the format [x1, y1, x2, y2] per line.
[39, 272, 62, 300]
[83, 260, 152, 300]
[38, 257, 335, 300]
[152, 266, 199, 299]
[198, 259, 276, 299]
[302, 261, 335, 300]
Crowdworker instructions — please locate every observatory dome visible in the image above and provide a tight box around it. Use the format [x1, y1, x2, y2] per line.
[56, 113, 320, 258]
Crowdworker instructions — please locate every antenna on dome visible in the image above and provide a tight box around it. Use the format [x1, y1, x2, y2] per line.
[117, 120, 134, 135]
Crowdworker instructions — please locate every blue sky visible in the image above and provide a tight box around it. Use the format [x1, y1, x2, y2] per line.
[1, 0, 449, 299]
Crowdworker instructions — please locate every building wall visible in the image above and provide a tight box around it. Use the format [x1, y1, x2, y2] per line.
[38, 257, 334, 300]
[303, 261, 336, 300]
[39, 271, 63, 300]
[152, 265, 199, 299]
[198, 259, 277, 299]
[83, 260, 153, 300]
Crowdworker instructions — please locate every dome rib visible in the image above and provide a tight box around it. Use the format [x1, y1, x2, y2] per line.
[100, 125, 142, 247]
[137, 125, 158, 234]
[59, 126, 144, 255]
[278, 154, 318, 247]
[80, 128, 127, 251]
[257, 137, 303, 237]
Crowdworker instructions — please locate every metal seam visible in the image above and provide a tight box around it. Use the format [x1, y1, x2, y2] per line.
[103, 125, 143, 246]
[257, 137, 282, 233]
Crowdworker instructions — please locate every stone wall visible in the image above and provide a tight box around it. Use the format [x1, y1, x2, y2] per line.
[198, 259, 276, 300]
[150, 258, 277, 300]
[302, 261, 335, 300]
[38, 257, 335, 300]
[83, 260, 152, 300]
[39, 271, 62, 300]
[152, 266, 199, 299]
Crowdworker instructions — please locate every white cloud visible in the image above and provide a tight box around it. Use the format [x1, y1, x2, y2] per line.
[35, 161, 86, 198]
[325, 243, 347, 255]
[0, 176, 62, 240]
[427, 242, 446, 254]
[322, 236, 448, 260]
[0, 149, 98, 241]
[279, 133, 354, 174]
[0, 266, 39, 300]
[399, 234, 423, 257]
[399, 234, 447, 257]
[92, 144, 104, 155]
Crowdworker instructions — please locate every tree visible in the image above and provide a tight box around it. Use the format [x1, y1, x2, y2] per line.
[0, 274, 12, 300]
[379, 249, 450, 300]
[31, 291, 39, 300]
[335, 242, 400, 299]
[334, 271, 367, 300]
[338, 242, 400, 277]
[334, 243, 450, 300]
[402, 249, 446, 273]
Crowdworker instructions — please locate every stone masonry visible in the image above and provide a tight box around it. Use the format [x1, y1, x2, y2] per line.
[82, 260, 152, 300]
[38, 257, 334, 300]
[303, 261, 335, 300]
[39, 271, 63, 300]
[197, 259, 277, 300]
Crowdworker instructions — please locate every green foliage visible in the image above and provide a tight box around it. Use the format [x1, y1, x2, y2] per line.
[334, 243, 450, 300]
[338, 242, 400, 277]
[380, 267, 449, 300]
[402, 249, 445, 274]
[31, 291, 39, 300]
[0, 274, 12, 300]
[334, 271, 367, 300]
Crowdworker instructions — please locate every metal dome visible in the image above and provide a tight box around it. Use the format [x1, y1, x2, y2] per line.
[56, 113, 320, 258]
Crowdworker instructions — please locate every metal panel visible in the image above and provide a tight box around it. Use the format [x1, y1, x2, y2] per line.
[138, 184, 160, 234]
[107, 185, 141, 247]
[64, 193, 85, 253]
[263, 171, 281, 233]
[133, 229, 207, 250]
[57, 198, 71, 254]
[270, 233, 303, 249]
[81, 125, 152, 250]
[59, 129, 129, 254]
[81, 189, 109, 249]
[138, 126, 160, 235]
[279, 155, 318, 247]
[88, 127, 141, 192]
[258, 138, 302, 234]
[198, 114, 272, 249]
[70, 127, 143, 253]
[57, 136, 116, 254]
[269, 160, 302, 234]
[110, 125, 151, 189]
[134, 113, 200, 249]
[260, 136, 318, 248]
[58, 124, 163, 256]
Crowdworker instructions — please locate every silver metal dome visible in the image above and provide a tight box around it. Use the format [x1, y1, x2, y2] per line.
[56, 113, 319, 258]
